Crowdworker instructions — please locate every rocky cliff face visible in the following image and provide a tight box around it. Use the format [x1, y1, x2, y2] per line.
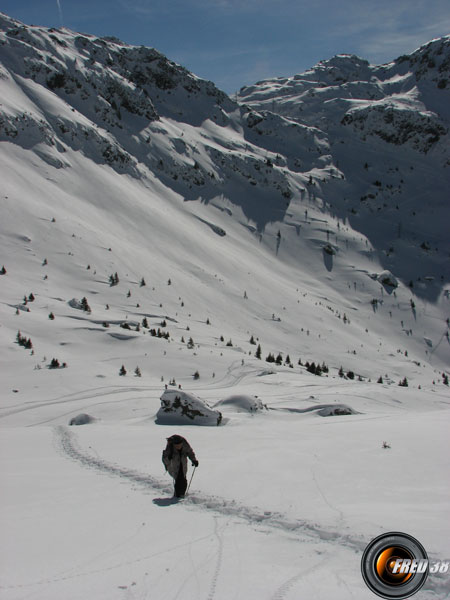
[1, 13, 449, 295]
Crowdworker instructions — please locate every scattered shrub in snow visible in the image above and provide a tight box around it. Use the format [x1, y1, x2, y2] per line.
[109, 272, 119, 286]
[119, 365, 127, 376]
[16, 331, 33, 350]
[81, 297, 91, 312]
[69, 297, 91, 312]
[48, 358, 67, 369]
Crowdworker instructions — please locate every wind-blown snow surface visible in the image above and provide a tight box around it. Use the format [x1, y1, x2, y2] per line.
[1, 14, 450, 600]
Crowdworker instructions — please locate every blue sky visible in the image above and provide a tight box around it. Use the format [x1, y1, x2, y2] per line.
[1, 0, 449, 93]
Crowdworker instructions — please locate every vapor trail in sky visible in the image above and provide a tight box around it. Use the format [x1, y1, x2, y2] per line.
[56, 0, 63, 26]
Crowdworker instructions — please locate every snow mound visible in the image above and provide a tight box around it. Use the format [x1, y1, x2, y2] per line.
[69, 413, 95, 426]
[214, 394, 268, 413]
[156, 390, 223, 426]
[274, 403, 359, 417]
[317, 404, 357, 417]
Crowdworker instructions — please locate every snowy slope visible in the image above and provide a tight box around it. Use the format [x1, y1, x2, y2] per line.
[0, 13, 449, 600]
[238, 39, 450, 295]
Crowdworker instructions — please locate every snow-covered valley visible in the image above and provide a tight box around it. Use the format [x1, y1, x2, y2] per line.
[0, 13, 449, 600]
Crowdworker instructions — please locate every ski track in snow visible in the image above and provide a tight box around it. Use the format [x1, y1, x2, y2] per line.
[55, 425, 366, 554]
[206, 517, 224, 600]
[0, 385, 157, 420]
[270, 554, 329, 600]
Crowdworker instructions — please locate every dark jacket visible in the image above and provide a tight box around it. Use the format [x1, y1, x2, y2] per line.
[162, 435, 197, 479]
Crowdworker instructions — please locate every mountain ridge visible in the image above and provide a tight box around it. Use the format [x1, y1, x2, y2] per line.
[1, 13, 449, 392]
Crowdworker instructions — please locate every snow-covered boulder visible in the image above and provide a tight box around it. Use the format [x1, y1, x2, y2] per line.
[156, 390, 223, 426]
[69, 413, 95, 426]
[317, 404, 357, 417]
[214, 394, 268, 413]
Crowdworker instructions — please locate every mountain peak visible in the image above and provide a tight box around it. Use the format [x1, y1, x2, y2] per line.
[0, 14, 449, 389]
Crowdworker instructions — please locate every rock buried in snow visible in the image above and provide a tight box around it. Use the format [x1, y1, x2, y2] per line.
[69, 413, 95, 426]
[376, 270, 398, 288]
[317, 404, 357, 417]
[156, 390, 223, 426]
[214, 394, 268, 413]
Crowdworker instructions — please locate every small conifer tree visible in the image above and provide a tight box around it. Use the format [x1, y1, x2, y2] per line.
[81, 297, 91, 312]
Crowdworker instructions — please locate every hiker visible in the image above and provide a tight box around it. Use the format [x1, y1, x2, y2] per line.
[162, 434, 199, 498]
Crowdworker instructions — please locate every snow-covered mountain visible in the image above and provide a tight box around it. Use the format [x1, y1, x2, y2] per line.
[1, 13, 449, 600]
[1, 12, 448, 381]
[238, 39, 450, 293]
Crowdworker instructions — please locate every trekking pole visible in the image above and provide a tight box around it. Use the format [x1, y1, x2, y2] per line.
[186, 466, 196, 496]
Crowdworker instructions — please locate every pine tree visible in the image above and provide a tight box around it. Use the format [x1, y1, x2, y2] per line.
[49, 312, 55, 320]
[135, 366, 142, 377]
[0, 266, 6, 275]
[81, 297, 91, 312]
[255, 344, 262, 359]
[119, 365, 127, 376]
[109, 272, 119, 286]
[140, 277, 146, 287]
